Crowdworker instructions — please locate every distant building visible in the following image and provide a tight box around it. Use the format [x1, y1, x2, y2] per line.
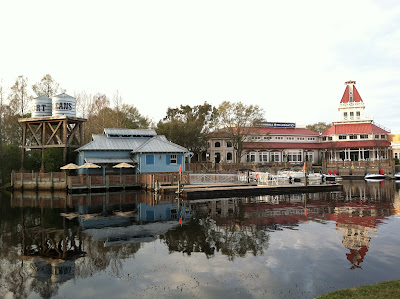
[208, 126, 321, 164]
[207, 81, 391, 164]
[76, 128, 191, 174]
[388, 134, 400, 160]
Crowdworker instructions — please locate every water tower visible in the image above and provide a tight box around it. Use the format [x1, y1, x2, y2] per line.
[19, 93, 87, 170]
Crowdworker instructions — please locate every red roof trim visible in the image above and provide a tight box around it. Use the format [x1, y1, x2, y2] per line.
[243, 142, 325, 150]
[322, 123, 389, 135]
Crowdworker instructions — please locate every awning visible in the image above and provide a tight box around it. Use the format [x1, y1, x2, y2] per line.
[85, 157, 138, 164]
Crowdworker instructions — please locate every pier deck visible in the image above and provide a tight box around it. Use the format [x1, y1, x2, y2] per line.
[162, 183, 343, 200]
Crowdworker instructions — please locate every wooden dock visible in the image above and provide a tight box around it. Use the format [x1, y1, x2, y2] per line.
[161, 183, 343, 200]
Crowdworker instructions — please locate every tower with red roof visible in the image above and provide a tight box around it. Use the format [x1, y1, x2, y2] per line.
[321, 81, 390, 163]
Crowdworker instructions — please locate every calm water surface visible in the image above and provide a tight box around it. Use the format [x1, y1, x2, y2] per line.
[1, 180, 399, 298]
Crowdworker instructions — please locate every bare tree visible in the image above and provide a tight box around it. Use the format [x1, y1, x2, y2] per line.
[8, 75, 31, 116]
[32, 74, 62, 97]
[216, 101, 264, 162]
[113, 90, 123, 128]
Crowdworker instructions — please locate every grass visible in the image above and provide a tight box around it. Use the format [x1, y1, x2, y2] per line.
[317, 280, 400, 298]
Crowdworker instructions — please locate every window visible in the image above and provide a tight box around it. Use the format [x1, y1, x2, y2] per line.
[381, 135, 386, 139]
[271, 152, 280, 162]
[215, 141, 221, 147]
[328, 137, 333, 140]
[339, 135, 347, 140]
[259, 152, 268, 162]
[287, 137, 294, 140]
[349, 135, 357, 139]
[288, 151, 302, 162]
[375, 135, 379, 139]
[226, 152, 233, 161]
[264, 136, 272, 140]
[344, 112, 348, 119]
[360, 134, 368, 139]
[227, 141, 232, 147]
[350, 96, 353, 102]
[307, 137, 315, 141]
[146, 155, 154, 165]
[170, 154, 177, 164]
[297, 137, 305, 141]
[275, 136, 283, 140]
[247, 152, 256, 162]
[322, 137, 327, 141]
[305, 152, 314, 162]
[395, 153, 398, 159]
[350, 112, 354, 119]
[356, 111, 360, 118]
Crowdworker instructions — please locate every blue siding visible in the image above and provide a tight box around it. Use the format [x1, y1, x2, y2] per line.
[77, 150, 186, 174]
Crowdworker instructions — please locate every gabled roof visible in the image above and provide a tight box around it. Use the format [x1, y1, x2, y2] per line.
[340, 85, 363, 103]
[322, 123, 389, 135]
[133, 136, 188, 153]
[103, 128, 157, 137]
[77, 134, 146, 151]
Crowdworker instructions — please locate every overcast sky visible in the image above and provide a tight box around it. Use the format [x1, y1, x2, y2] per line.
[1, 0, 399, 132]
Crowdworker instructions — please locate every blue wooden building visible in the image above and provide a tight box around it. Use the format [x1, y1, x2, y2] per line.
[76, 128, 191, 174]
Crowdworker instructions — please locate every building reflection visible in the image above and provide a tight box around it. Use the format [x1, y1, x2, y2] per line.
[5, 191, 191, 298]
[1, 180, 398, 298]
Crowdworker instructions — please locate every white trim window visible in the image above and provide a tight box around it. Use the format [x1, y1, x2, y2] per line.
[288, 151, 302, 162]
[305, 152, 314, 162]
[271, 152, 280, 162]
[170, 154, 177, 164]
[259, 152, 268, 162]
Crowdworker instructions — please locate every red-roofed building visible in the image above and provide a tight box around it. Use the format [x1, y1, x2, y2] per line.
[321, 81, 391, 162]
[207, 81, 391, 164]
[208, 125, 321, 163]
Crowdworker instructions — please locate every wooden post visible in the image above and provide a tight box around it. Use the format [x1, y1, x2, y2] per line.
[35, 172, 38, 191]
[63, 119, 67, 164]
[21, 172, 24, 191]
[21, 123, 26, 170]
[51, 172, 54, 191]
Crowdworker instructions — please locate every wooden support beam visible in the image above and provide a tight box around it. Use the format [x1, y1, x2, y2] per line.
[46, 121, 63, 145]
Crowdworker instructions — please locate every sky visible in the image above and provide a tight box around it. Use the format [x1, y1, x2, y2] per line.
[1, 0, 400, 132]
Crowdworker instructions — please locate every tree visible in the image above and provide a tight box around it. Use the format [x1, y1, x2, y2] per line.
[306, 122, 332, 133]
[216, 101, 264, 162]
[32, 74, 62, 97]
[156, 102, 217, 159]
[8, 75, 31, 116]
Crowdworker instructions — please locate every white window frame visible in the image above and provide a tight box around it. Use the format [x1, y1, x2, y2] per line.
[170, 154, 177, 164]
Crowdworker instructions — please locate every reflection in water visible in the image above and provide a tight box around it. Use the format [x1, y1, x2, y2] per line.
[0, 180, 399, 298]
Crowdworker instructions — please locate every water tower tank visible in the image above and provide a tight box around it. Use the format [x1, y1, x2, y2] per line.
[31, 95, 52, 118]
[52, 93, 76, 117]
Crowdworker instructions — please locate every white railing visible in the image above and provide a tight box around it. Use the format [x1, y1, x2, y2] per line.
[189, 174, 242, 185]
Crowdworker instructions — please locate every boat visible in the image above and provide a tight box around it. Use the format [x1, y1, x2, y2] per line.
[364, 173, 386, 180]
[395, 173, 400, 180]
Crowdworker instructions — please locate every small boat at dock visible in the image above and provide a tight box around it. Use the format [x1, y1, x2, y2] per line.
[365, 173, 386, 180]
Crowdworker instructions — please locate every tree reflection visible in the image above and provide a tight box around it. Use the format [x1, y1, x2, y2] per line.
[161, 216, 269, 261]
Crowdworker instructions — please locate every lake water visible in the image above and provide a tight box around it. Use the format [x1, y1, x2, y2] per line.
[1, 180, 399, 299]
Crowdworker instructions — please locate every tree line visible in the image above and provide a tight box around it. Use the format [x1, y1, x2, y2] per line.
[0, 73, 331, 186]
